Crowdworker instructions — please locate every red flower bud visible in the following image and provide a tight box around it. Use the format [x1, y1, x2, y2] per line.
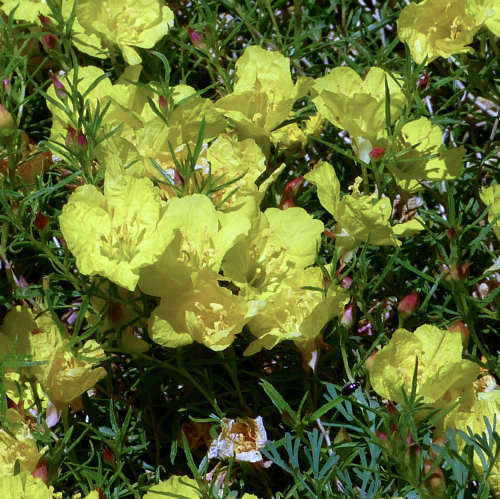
[283, 176, 305, 198]
[34, 212, 49, 231]
[447, 320, 470, 348]
[50, 73, 67, 99]
[398, 291, 420, 317]
[324, 229, 335, 239]
[102, 447, 114, 464]
[77, 129, 88, 148]
[369, 146, 386, 160]
[159, 95, 167, 108]
[279, 196, 295, 210]
[418, 72, 430, 89]
[32, 460, 48, 484]
[188, 27, 203, 48]
[39, 14, 51, 26]
[446, 227, 458, 240]
[42, 34, 58, 51]
[96, 488, 105, 499]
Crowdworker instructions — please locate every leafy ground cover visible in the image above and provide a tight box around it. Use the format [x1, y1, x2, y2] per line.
[0, 0, 499, 497]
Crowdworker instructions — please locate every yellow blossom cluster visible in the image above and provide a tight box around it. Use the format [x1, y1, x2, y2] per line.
[368, 324, 500, 493]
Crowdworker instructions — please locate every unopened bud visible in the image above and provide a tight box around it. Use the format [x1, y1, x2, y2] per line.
[32, 459, 48, 484]
[447, 320, 470, 348]
[340, 276, 352, 289]
[159, 94, 167, 108]
[418, 72, 430, 89]
[283, 176, 305, 198]
[188, 27, 203, 48]
[2, 78, 11, 93]
[173, 169, 184, 187]
[376, 430, 388, 445]
[42, 34, 58, 51]
[39, 14, 51, 26]
[446, 227, 458, 240]
[50, 73, 67, 99]
[279, 196, 295, 210]
[65, 125, 76, 148]
[369, 146, 386, 160]
[324, 229, 335, 239]
[34, 212, 49, 231]
[398, 291, 420, 318]
[77, 129, 88, 148]
[341, 301, 356, 328]
[102, 447, 114, 464]
[423, 460, 445, 496]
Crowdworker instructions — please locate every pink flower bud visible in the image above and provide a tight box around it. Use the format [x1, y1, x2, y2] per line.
[283, 176, 305, 198]
[42, 34, 58, 51]
[2, 78, 11, 93]
[279, 196, 295, 210]
[397, 291, 420, 317]
[34, 212, 49, 231]
[341, 301, 356, 328]
[188, 27, 203, 48]
[340, 275, 352, 289]
[159, 95, 167, 108]
[50, 73, 67, 99]
[39, 14, 51, 26]
[369, 146, 386, 160]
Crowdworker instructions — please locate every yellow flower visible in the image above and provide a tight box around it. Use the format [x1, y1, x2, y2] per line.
[59, 172, 169, 291]
[472, 0, 500, 36]
[0, 0, 105, 59]
[0, 409, 42, 477]
[40, 339, 107, 406]
[386, 117, 465, 192]
[0, 472, 59, 499]
[244, 267, 348, 356]
[76, 0, 174, 64]
[99, 84, 225, 180]
[305, 162, 423, 259]
[312, 67, 405, 161]
[148, 270, 251, 351]
[397, 0, 481, 64]
[216, 46, 312, 153]
[143, 475, 202, 498]
[222, 205, 324, 297]
[480, 184, 500, 241]
[368, 325, 480, 407]
[446, 390, 500, 497]
[139, 194, 251, 296]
